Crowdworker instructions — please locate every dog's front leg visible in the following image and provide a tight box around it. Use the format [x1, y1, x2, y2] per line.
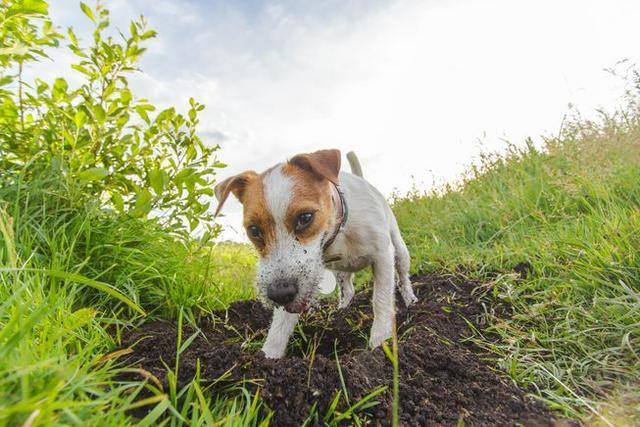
[261, 307, 299, 359]
[369, 245, 396, 349]
[335, 271, 355, 309]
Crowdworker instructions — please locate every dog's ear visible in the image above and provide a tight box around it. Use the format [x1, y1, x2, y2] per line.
[289, 149, 341, 184]
[214, 171, 258, 216]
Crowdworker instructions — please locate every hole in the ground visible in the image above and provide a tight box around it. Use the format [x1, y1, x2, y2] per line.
[119, 274, 570, 426]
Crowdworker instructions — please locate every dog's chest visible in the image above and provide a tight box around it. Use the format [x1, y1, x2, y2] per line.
[323, 234, 372, 272]
[324, 255, 371, 272]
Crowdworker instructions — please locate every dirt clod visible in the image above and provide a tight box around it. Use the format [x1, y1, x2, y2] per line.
[121, 273, 564, 426]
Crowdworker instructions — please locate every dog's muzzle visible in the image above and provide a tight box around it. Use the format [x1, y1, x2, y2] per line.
[266, 279, 312, 313]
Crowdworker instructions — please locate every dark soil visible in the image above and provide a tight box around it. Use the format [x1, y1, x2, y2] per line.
[120, 273, 567, 426]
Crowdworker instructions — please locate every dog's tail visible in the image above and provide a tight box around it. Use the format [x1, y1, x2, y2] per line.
[346, 151, 364, 178]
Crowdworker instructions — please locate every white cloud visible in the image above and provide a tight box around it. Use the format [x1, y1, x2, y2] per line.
[45, 0, 640, 240]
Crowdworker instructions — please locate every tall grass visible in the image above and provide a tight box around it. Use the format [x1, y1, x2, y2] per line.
[394, 109, 640, 421]
[0, 167, 257, 425]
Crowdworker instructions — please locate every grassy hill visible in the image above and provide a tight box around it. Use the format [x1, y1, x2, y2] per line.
[394, 111, 640, 423]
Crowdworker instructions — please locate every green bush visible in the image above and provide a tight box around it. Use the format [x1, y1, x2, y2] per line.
[0, 0, 224, 236]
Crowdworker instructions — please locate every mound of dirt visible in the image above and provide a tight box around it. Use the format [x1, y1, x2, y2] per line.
[120, 274, 565, 426]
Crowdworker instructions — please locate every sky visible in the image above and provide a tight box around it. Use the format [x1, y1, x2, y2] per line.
[40, 0, 640, 240]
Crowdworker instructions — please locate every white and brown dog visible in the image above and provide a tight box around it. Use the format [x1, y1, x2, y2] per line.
[214, 149, 417, 359]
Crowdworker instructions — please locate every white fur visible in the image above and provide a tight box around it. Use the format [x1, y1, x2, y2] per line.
[324, 172, 418, 348]
[257, 166, 326, 305]
[260, 168, 417, 358]
[262, 166, 292, 225]
[320, 270, 337, 293]
[258, 165, 326, 353]
[262, 307, 299, 358]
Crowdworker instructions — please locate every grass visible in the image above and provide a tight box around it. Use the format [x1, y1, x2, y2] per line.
[2, 85, 640, 426]
[0, 169, 258, 425]
[393, 110, 640, 422]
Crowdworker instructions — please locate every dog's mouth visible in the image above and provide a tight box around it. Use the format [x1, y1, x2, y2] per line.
[284, 300, 310, 314]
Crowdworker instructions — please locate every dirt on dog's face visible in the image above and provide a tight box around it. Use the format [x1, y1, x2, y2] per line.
[214, 150, 341, 313]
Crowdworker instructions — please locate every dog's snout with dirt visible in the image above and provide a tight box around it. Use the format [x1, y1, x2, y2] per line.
[214, 149, 417, 358]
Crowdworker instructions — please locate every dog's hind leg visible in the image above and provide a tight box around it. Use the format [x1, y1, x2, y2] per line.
[369, 243, 396, 349]
[391, 220, 418, 306]
[335, 271, 354, 309]
[262, 307, 299, 359]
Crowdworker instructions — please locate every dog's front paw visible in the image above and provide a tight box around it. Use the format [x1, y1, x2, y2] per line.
[400, 287, 418, 307]
[338, 298, 352, 310]
[338, 289, 354, 309]
[369, 322, 393, 349]
[261, 344, 285, 359]
[402, 291, 418, 307]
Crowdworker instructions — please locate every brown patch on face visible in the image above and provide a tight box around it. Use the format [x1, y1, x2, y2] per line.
[240, 177, 276, 256]
[281, 163, 335, 245]
[214, 170, 276, 256]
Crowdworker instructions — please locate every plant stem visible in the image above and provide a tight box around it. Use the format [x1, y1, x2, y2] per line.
[18, 60, 24, 130]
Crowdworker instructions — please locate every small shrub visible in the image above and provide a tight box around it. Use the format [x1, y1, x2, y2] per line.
[0, 0, 224, 236]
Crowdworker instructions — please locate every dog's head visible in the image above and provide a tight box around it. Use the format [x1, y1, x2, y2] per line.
[214, 149, 341, 313]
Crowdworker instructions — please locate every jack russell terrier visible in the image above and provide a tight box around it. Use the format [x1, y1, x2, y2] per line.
[214, 149, 417, 358]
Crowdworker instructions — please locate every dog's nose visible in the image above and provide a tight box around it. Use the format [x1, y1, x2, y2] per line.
[267, 280, 298, 305]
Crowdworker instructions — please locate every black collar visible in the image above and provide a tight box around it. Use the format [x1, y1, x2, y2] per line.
[322, 182, 348, 252]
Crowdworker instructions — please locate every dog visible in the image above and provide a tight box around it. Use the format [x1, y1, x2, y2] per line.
[214, 149, 417, 358]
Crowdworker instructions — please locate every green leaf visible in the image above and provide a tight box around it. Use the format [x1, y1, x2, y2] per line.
[111, 192, 124, 212]
[148, 168, 164, 195]
[52, 78, 68, 99]
[74, 110, 87, 127]
[0, 76, 14, 86]
[93, 104, 106, 123]
[130, 21, 138, 37]
[174, 168, 194, 185]
[71, 64, 94, 77]
[133, 188, 153, 217]
[68, 27, 79, 45]
[141, 30, 157, 40]
[80, 2, 95, 22]
[78, 167, 109, 182]
[53, 77, 68, 90]
[137, 398, 170, 427]
[0, 45, 31, 56]
[135, 104, 155, 123]
[14, 0, 49, 15]
[120, 88, 133, 104]
[64, 308, 97, 330]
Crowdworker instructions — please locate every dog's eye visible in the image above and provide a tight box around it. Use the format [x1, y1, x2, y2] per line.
[295, 212, 315, 232]
[247, 225, 262, 240]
